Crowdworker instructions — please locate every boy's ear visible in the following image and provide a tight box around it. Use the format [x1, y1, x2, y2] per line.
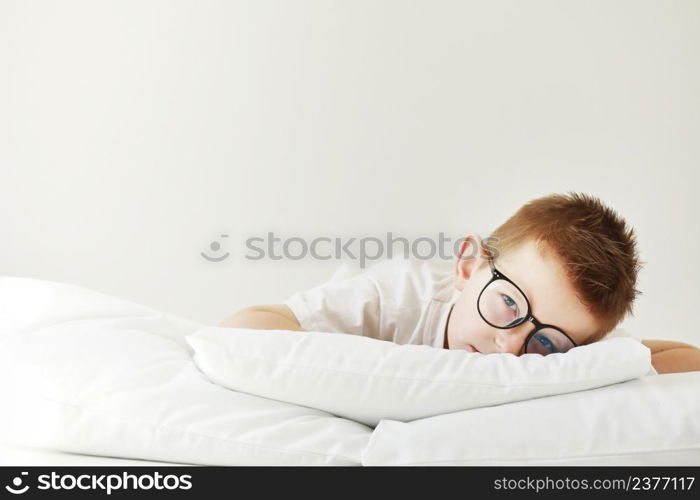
[454, 233, 488, 291]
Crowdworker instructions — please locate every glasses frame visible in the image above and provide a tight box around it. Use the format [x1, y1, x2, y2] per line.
[476, 256, 578, 355]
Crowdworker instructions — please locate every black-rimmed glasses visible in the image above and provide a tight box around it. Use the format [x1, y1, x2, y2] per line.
[477, 257, 578, 355]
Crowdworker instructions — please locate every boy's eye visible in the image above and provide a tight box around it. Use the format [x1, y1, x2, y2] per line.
[501, 294, 518, 312]
[536, 334, 555, 351]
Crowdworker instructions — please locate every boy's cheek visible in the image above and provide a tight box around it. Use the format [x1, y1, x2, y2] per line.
[452, 309, 494, 352]
[449, 319, 481, 351]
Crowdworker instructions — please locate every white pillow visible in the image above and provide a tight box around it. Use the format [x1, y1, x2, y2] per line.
[186, 327, 653, 427]
[362, 371, 700, 465]
[0, 277, 372, 465]
[0, 276, 203, 353]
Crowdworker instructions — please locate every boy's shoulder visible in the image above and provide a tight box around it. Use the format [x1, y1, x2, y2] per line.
[370, 256, 451, 274]
[337, 257, 451, 278]
[354, 257, 455, 301]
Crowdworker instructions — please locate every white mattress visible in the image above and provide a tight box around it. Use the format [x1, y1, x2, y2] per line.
[0, 441, 193, 466]
[1, 439, 694, 467]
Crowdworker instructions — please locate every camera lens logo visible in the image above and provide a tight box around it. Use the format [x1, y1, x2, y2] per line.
[201, 234, 230, 262]
[5, 472, 29, 495]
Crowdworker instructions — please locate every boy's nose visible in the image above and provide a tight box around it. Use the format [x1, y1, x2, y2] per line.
[494, 323, 533, 355]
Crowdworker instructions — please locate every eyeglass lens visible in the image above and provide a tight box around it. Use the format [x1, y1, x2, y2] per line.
[478, 280, 575, 355]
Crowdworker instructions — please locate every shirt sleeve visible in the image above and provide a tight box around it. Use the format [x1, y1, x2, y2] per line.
[283, 267, 383, 338]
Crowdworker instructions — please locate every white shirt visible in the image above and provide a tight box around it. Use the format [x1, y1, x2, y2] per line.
[283, 258, 460, 348]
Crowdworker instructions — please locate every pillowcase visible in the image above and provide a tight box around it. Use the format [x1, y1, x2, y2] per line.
[0, 277, 372, 465]
[362, 371, 700, 465]
[186, 327, 653, 427]
[0, 276, 203, 354]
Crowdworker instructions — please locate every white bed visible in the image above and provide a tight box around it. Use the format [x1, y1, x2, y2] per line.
[0, 442, 191, 466]
[1, 276, 698, 466]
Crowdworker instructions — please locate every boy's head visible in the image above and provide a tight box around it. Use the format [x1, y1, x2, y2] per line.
[445, 192, 642, 355]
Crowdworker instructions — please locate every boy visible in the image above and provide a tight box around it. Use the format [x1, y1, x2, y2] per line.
[220, 192, 700, 375]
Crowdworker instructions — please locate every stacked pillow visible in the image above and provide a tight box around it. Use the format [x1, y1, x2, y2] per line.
[0, 277, 372, 465]
[187, 327, 653, 427]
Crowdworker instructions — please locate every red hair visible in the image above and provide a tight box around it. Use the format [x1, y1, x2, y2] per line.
[482, 192, 643, 343]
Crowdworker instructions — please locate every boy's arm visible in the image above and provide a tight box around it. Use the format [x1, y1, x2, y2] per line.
[218, 304, 307, 332]
[641, 339, 700, 374]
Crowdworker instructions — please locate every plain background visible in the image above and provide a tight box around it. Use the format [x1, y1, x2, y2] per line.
[1, 0, 698, 345]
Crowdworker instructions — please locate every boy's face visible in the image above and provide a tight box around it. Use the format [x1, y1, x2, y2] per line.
[445, 234, 600, 354]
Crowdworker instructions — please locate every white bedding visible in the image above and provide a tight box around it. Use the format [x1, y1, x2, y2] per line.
[0, 442, 191, 466]
[362, 371, 700, 466]
[188, 327, 652, 426]
[0, 277, 372, 466]
[1, 276, 698, 466]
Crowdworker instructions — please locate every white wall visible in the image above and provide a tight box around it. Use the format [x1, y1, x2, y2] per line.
[1, 0, 698, 344]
